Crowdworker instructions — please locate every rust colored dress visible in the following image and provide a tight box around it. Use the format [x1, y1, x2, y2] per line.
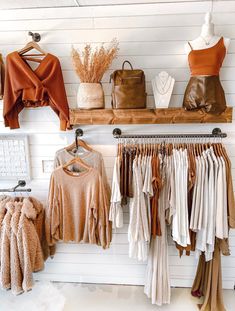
[151, 155, 162, 238]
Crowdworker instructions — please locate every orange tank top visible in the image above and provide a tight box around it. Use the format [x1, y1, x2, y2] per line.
[188, 37, 226, 76]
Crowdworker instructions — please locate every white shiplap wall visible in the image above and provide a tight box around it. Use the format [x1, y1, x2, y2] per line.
[0, 1, 235, 289]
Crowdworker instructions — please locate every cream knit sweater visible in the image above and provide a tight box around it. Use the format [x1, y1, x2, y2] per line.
[46, 166, 112, 255]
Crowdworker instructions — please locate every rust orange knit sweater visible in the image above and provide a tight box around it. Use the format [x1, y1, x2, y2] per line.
[3, 52, 70, 131]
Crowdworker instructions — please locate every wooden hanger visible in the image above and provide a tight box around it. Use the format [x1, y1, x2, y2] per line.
[65, 138, 93, 153]
[118, 142, 121, 157]
[18, 41, 46, 55]
[63, 156, 91, 171]
[217, 142, 224, 157]
[212, 143, 219, 157]
[221, 144, 230, 167]
[18, 41, 46, 63]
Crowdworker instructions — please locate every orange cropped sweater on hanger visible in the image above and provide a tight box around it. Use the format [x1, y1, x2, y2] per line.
[3, 52, 70, 131]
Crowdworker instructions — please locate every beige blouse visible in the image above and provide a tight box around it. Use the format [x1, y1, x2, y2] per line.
[46, 166, 111, 255]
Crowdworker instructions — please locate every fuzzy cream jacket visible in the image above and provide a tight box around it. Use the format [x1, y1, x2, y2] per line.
[10, 202, 23, 295]
[0, 197, 47, 295]
[0, 201, 15, 290]
[17, 199, 45, 293]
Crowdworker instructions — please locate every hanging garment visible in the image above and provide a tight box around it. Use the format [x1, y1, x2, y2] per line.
[183, 37, 227, 114]
[46, 166, 111, 255]
[175, 146, 197, 256]
[109, 156, 123, 228]
[0, 196, 12, 277]
[144, 154, 170, 306]
[142, 155, 153, 237]
[171, 148, 190, 247]
[216, 156, 228, 240]
[204, 149, 216, 261]
[151, 154, 162, 238]
[195, 152, 210, 259]
[54, 147, 110, 198]
[10, 202, 23, 295]
[17, 199, 45, 293]
[128, 155, 150, 261]
[191, 239, 226, 311]
[0, 201, 15, 290]
[222, 145, 235, 228]
[0, 53, 5, 99]
[3, 52, 70, 130]
[0, 197, 47, 295]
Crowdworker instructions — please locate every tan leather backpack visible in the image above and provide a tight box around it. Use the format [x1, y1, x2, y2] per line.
[110, 61, 147, 109]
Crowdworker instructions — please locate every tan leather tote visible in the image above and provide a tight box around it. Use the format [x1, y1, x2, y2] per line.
[110, 61, 147, 109]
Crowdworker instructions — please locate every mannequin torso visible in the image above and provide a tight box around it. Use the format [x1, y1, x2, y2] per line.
[183, 13, 228, 113]
[185, 13, 230, 54]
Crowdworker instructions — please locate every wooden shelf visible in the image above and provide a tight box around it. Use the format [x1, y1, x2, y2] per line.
[69, 107, 233, 125]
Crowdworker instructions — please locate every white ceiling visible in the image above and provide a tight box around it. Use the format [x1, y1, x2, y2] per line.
[0, 0, 203, 10]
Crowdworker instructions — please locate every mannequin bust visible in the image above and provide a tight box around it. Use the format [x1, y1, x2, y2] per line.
[185, 12, 230, 54]
[152, 71, 175, 108]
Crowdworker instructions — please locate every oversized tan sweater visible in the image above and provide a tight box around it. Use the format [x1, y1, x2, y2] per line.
[54, 148, 111, 199]
[46, 166, 111, 256]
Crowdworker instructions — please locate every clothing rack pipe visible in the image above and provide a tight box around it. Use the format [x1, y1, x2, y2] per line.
[0, 180, 32, 193]
[112, 127, 227, 139]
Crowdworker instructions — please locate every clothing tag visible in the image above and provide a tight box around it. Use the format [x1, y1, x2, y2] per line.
[72, 147, 87, 156]
[72, 172, 81, 176]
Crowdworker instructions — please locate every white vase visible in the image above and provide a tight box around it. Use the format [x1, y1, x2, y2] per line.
[77, 83, 104, 109]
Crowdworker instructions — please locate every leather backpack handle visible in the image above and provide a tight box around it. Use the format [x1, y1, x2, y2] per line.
[122, 60, 133, 70]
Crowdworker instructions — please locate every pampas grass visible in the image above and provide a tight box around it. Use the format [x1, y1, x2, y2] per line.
[71, 39, 119, 83]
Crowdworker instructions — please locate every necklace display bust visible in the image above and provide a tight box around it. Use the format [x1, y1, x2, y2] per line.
[152, 71, 175, 108]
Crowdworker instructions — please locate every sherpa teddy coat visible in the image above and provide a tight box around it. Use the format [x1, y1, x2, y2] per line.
[0, 197, 46, 294]
[10, 201, 23, 295]
[0, 201, 15, 289]
[0, 196, 9, 275]
[17, 198, 45, 292]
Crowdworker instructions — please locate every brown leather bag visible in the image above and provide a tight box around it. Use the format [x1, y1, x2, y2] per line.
[110, 61, 147, 109]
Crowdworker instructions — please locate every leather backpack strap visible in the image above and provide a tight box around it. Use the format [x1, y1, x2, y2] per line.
[122, 60, 133, 70]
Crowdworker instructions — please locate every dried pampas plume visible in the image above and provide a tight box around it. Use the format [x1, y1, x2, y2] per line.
[71, 39, 119, 83]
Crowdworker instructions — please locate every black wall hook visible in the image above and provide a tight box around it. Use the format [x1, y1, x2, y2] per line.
[75, 128, 84, 150]
[28, 31, 41, 42]
[75, 128, 83, 138]
[113, 128, 122, 138]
